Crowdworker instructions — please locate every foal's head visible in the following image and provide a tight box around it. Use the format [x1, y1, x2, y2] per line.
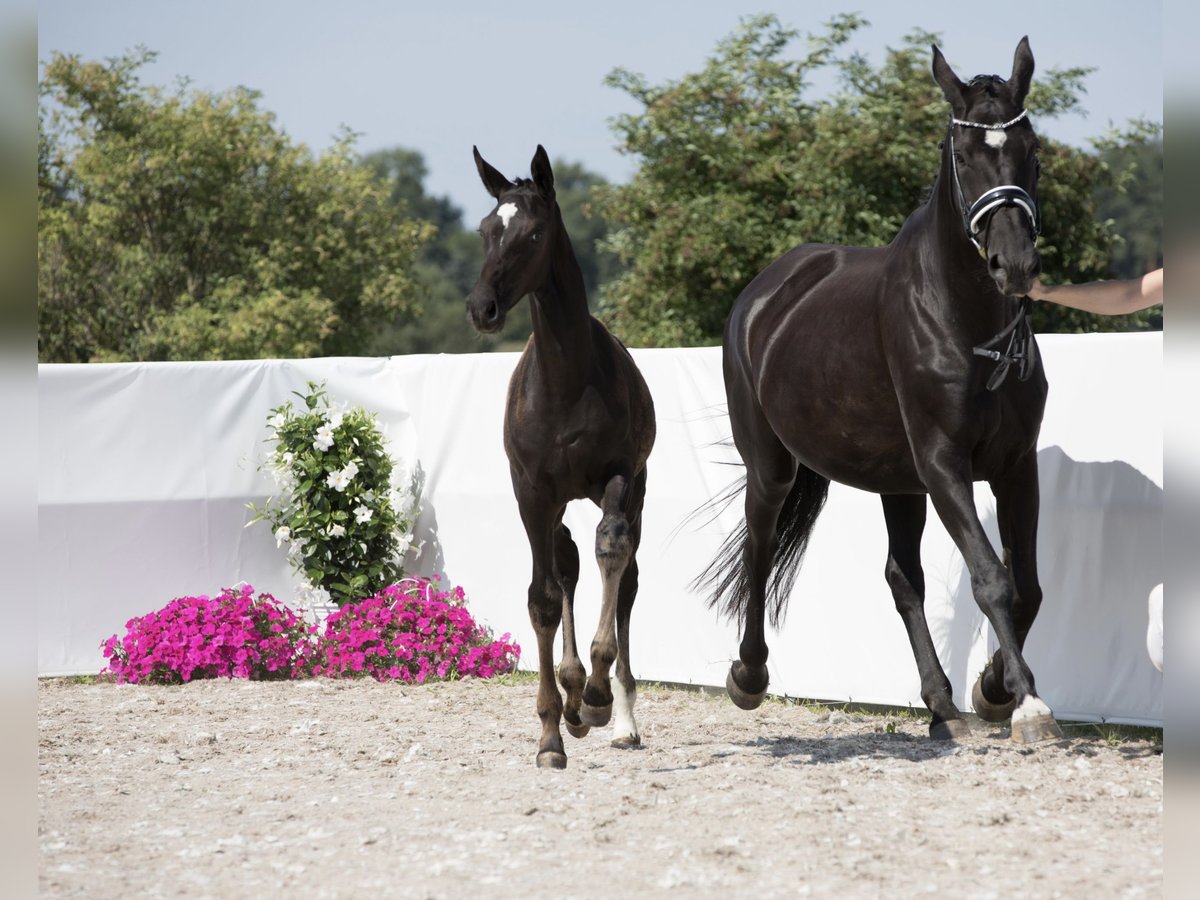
[933, 37, 1041, 296]
[466, 145, 559, 334]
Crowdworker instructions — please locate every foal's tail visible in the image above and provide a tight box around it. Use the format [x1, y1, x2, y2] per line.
[691, 467, 830, 630]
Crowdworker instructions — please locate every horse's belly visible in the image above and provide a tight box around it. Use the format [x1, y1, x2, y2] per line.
[775, 410, 925, 493]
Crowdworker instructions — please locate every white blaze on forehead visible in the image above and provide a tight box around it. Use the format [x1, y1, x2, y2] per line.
[984, 130, 1008, 149]
[496, 202, 519, 229]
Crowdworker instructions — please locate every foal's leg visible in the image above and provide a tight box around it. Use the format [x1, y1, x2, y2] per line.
[921, 453, 1059, 743]
[580, 473, 635, 728]
[974, 452, 1061, 742]
[517, 495, 570, 768]
[881, 493, 970, 740]
[554, 522, 590, 739]
[610, 470, 648, 748]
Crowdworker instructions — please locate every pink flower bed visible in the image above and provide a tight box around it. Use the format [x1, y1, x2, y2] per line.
[101, 584, 316, 684]
[101, 579, 520, 686]
[316, 579, 520, 683]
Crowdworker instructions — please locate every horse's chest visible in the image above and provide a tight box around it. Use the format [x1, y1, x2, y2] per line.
[506, 389, 619, 487]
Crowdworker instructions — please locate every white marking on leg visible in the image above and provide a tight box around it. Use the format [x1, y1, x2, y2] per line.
[984, 130, 1007, 149]
[497, 202, 519, 229]
[1011, 695, 1051, 723]
[611, 680, 639, 742]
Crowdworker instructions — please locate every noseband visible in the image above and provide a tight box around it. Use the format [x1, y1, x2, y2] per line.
[949, 109, 1039, 254]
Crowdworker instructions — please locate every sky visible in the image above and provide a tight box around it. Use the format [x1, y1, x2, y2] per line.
[37, 1, 1163, 226]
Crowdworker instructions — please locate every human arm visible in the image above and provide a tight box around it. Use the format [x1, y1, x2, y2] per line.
[1027, 267, 1163, 315]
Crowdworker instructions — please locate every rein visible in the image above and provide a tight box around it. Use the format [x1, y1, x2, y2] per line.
[972, 295, 1035, 391]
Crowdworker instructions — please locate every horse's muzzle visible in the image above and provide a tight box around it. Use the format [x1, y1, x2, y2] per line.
[986, 248, 1039, 297]
[466, 286, 507, 334]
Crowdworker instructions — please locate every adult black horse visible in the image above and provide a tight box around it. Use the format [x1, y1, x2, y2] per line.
[466, 146, 656, 768]
[697, 38, 1062, 743]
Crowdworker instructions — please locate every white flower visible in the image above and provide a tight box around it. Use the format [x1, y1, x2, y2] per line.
[341, 460, 359, 480]
[354, 505, 373, 524]
[268, 412, 287, 432]
[325, 409, 344, 430]
[313, 424, 335, 452]
[326, 470, 351, 492]
[281, 451, 295, 467]
[274, 526, 291, 548]
[328, 523, 346, 538]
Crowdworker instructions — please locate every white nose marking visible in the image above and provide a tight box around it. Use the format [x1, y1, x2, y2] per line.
[497, 202, 519, 229]
[984, 130, 1007, 149]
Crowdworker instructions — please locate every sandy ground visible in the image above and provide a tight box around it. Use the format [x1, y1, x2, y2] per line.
[38, 677, 1162, 898]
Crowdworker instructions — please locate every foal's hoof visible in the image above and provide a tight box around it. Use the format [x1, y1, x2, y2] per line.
[929, 718, 971, 741]
[580, 701, 613, 727]
[611, 734, 642, 750]
[536, 751, 568, 770]
[564, 719, 591, 739]
[726, 665, 768, 711]
[971, 675, 1016, 723]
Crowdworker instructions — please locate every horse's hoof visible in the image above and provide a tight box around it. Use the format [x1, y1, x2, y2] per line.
[971, 675, 1016, 723]
[611, 734, 642, 750]
[536, 751, 568, 769]
[727, 666, 768, 711]
[580, 702, 612, 727]
[1011, 713, 1063, 744]
[929, 718, 971, 741]
[564, 719, 591, 739]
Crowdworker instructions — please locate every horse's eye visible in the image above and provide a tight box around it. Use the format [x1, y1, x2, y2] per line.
[531, 231, 544, 243]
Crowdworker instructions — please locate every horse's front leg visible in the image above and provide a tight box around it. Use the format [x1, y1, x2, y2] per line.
[974, 451, 1062, 742]
[922, 452, 1061, 744]
[553, 521, 590, 739]
[580, 472, 635, 729]
[517, 493, 570, 769]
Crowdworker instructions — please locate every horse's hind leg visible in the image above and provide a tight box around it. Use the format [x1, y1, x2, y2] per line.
[728, 433, 799, 710]
[554, 522, 590, 739]
[580, 472, 637, 729]
[881, 493, 970, 740]
[975, 453, 1062, 743]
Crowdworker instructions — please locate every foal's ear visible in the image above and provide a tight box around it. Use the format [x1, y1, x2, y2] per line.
[474, 146, 515, 200]
[1008, 36, 1035, 108]
[931, 45, 967, 117]
[530, 144, 555, 199]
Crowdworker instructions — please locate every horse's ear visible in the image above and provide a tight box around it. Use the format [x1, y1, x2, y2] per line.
[1008, 36, 1034, 108]
[474, 146, 515, 200]
[531, 144, 555, 199]
[931, 45, 967, 117]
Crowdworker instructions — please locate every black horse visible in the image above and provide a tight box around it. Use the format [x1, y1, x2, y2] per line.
[697, 38, 1062, 743]
[466, 145, 656, 768]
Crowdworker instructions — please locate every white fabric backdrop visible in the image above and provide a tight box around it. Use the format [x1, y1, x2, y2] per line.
[38, 334, 1163, 725]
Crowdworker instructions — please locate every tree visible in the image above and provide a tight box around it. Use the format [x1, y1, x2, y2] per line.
[38, 49, 431, 363]
[1093, 126, 1162, 279]
[597, 15, 1159, 346]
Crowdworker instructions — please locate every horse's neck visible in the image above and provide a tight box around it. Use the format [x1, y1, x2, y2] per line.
[528, 224, 595, 394]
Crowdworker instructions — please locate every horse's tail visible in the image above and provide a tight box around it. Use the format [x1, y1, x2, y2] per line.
[692, 467, 830, 629]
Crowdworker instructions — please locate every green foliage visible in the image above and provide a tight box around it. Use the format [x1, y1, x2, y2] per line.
[248, 382, 421, 606]
[1093, 123, 1163, 278]
[38, 49, 431, 362]
[598, 14, 1159, 345]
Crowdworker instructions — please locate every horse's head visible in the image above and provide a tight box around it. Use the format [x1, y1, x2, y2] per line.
[465, 145, 558, 334]
[933, 37, 1041, 296]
